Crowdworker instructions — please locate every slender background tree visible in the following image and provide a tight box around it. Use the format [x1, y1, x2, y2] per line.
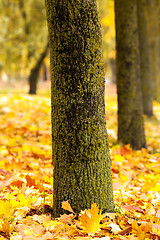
[147, 0, 160, 102]
[115, 0, 146, 149]
[28, 41, 49, 94]
[137, 0, 153, 116]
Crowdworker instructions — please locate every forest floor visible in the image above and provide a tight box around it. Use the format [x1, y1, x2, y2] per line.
[0, 83, 160, 240]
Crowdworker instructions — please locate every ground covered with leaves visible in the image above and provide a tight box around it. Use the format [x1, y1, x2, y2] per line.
[0, 87, 160, 240]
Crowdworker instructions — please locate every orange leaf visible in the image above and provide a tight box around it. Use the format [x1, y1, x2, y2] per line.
[62, 200, 75, 214]
[26, 175, 36, 187]
[11, 180, 24, 188]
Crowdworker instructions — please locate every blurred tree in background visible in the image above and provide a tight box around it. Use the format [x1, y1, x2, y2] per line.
[0, 0, 115, 91]
[147, 0, 160, 102]
[137, 0, 153, 116]
[115, 0, 146, 150]
[1, 0, 160, 99]
[0, 0, 48, 92]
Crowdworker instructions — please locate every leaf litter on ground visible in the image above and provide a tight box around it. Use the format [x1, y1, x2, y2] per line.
[0, 90, 160, 239]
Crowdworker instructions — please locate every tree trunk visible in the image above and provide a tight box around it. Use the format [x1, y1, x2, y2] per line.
[19, 0, 30, 35]
[137, 0, 153, 116]
[28, 42, 49, 94]
[45, 0, 114, 217]
[147, 0, 160, 101]
[115, 0, 146, 149]
[110, 58, 116, 84]
[43, 62, 48, 81]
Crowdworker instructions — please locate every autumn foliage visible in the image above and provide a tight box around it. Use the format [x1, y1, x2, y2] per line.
[0, 91, 160, 239]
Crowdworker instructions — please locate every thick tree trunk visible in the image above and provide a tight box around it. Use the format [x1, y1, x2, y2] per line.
[28, 42, 49, 94]
[147, 0, 160, 102]
[115, 0, 146, 149]
[137, 0, 153, 116]
[45, 0, 114, 217]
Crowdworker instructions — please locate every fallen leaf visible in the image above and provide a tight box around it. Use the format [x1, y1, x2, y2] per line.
[121, 205, 144, 213]
[79, 203, 101, 234]
[62, 200, 75, 214]
[42, 232, 54, 240]
[108, 222, 121, 234]
[119, 226, 132, 236]
[32, 214, 51, 224]
[74, 238, 92, 240]
[94, 237, 111, 240]
[11, 180, 24, 188]
[0, 175, 13, 190]
[0, 169, 11, 176]
[59, 214, 74, 224]
[156, 209, 160, 218]
[26, 175, 36, 187]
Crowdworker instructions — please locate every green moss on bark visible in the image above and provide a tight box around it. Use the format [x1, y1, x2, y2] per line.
[45, 0, 114, 217]
[115, 0, 146, 149]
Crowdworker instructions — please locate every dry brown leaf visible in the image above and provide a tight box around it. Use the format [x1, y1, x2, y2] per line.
[59, 214, 74, 224]
[121, 205, 144, 213]
[0, 175, 13, 190]
[156, 209, 160, 218]
[42, 232, 54, 240]
[118, 226, 132, 236]
[32, 214, 51, 224]
[24, 236, 40, 240]
[74, 237, 92, 240]
[30, 223, 45, 235]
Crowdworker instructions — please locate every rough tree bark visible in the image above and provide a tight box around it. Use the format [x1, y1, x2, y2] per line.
[115, 0, 146, 149]
[45, 0, 114, 217]
[137, 0, 153, 116]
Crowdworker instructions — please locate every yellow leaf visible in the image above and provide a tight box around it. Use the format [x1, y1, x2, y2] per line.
[0, 237, 7, 240]
[113, 154, 125, 162]
[0, 147, 8, 157]
[0, 200, 13, 218]
[79, 203, 101, 234]
[43, 220, 61, 231]
[0, 219, 13, 236]
[17, 193, 33, 207]
[132, 221, 152, 240]
[120, 174, 129, 183]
